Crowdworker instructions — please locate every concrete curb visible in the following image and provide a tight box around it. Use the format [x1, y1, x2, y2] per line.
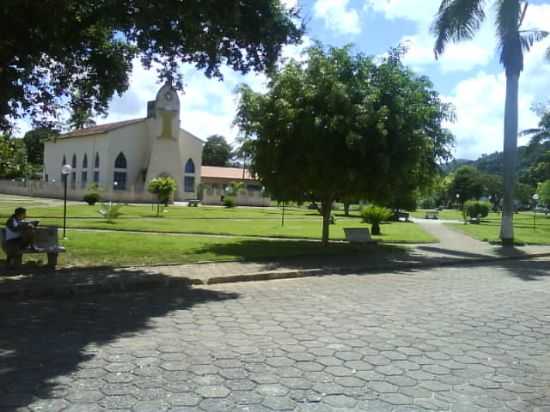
[1, 252, 549, 299]
[205, 252, 550, 285]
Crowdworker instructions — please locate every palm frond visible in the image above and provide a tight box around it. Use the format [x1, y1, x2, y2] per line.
[519, 127, 542, 136]
[519, 30, 549, 52]
[495, 0, 524, 72]
[432, 0, 487, 58]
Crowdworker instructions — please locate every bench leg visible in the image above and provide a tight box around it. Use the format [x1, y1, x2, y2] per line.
[7, 254, 22, 268]
[47, 253, 58, 269]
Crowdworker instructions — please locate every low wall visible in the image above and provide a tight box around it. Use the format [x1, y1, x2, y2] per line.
[0, 180, 156, 203]
[201, 189, 271, 207]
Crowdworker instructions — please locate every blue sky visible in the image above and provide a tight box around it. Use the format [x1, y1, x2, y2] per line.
[35, 0, 550, 160]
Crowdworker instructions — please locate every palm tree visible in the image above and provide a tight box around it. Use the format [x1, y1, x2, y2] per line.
[432, 0, 548, 244]
[521, 111, 550, 145]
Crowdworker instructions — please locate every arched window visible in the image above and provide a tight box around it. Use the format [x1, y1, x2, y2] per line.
[71, 154, 77, 168]
[184, 158, 195, 193]
[93, 153, 100, 184]
[81, 154, 88, 188]
[62, 155, 66, 166]
[185, 158, 195, 174]
[114, 152, 127, 169]
[113, 152, 127, 190]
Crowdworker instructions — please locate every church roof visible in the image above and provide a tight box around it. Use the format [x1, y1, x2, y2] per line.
[201, 166, 256, 181]
[58, 118, 146, 139]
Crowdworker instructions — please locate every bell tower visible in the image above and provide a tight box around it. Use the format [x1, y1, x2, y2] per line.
[145, 83, 186, 199]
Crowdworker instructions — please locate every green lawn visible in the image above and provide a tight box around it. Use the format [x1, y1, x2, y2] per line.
[0, 203, 435, 243]
[448, 212, 550, 245]
[410, 209, 465, 220]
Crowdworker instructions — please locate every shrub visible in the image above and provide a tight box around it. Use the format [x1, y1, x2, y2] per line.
[97, 202, 123, 223]
[464, 200, 490, 220]
[361, 205, 393, 235]
[223, 197, 236, 208]
[83, 192, 100, 205]
[83, 183, 101, 205]
[148, 176, 177, 207]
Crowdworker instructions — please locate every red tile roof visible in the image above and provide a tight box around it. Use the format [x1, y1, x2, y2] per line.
[57, 118, 146, 139]
[201, 166, 256, 181]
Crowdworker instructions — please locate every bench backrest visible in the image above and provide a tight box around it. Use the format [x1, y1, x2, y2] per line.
[344, 228, 373, 242]
[0, 226, 59, 248]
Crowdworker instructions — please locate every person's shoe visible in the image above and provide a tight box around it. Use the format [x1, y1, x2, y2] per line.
[27, 245, 44, 252]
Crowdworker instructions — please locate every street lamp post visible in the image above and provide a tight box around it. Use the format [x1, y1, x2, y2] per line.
[533, 193, 540, 231]
[61, 164, 73, 239]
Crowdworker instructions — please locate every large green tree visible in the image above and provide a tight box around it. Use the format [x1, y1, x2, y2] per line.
[448, 166, 485, 204]
[236, 45, 453, 245]
[202, 135, 233, 166]
[0, 0, 302, 133]
[521, 110, 550, 146]
[0, 135, 31, 179]
[432, 0, 548, 244]
[22, 128, 59, 165]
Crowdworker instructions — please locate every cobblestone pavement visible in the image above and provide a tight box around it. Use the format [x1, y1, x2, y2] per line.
[1, 259, 550, 411]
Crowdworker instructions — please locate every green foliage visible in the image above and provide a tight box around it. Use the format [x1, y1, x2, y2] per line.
[148, 176, 177, 207]
[225, 181, 244, 197]
[223, 197, 236, 208]
[464, 200, 490, 219]
[83, 192, 100, 206]
[448, 166, 484, 202]
[538, 180, 550, 206]
[0, 1, 302, 133]
[97, 202, 123, 223]
[235, 44, 453, 244]
[361, 205, 393, 235]
[514, 182, 535, 205]
[419, 198, 437, 209]
[202, 135, 233, 166]
[0, 135, 31, 179]
[23, 128, 58, 165]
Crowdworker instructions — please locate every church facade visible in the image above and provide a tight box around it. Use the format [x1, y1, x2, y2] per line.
[43, 84, 203, 201]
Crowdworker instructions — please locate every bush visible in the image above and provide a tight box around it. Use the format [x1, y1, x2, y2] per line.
[83, 192, 100, 205]
[361, 205, 393, 235]
[223, 197, 236, 208]
[97, 202, 123, 223]
[148, 176, 177, 207]
[464, 200, 490, 220]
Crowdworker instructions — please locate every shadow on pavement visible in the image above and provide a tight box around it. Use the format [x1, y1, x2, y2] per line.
[0, 273, 239, 410]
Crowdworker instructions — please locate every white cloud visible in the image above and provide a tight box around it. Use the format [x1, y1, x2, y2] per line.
[313, 0, 361, 35]
[365, 0, 494, 72]
[281, 0, 299, 10]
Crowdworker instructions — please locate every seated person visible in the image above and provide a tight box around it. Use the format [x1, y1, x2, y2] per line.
[5, 207, 41, 253]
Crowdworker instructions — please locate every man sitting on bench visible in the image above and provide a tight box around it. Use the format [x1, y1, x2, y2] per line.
[5, 207, 42, 253]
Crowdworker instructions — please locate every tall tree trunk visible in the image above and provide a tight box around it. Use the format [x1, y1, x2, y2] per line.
[500, 71, 520, 245]
[320, 199, 333, 247]
[344, 201, 350, 217]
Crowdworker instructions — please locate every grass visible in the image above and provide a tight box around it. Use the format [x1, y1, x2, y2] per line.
[2, 230, 402, 268]
[0, 195, 436, 267]
[410, 209, 465, 220]
[0, 203, 436, 243]
[448, 211, 550, 245]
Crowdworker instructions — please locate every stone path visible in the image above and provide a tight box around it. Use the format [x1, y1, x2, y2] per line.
[2, 260, 550, 411]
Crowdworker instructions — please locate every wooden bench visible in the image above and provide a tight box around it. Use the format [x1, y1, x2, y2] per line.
[344, 228, 377, 244]
[1, 227, 65, 269]
[393, 211, 410, 222]
[187, 199, 201, 207]
[424, 211, 439, 220]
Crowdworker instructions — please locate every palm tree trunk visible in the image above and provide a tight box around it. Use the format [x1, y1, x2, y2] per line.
[500, 71, 520, 245]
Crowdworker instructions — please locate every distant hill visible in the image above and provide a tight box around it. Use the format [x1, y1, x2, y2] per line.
[443, 142, 550, 181]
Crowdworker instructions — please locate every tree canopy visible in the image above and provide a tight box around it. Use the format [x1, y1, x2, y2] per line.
[235, 45, 454, 244]
[0, 135, 31, 179]
[0, 0, 303, 133]
[202, 135, 234, 166]
[22, 128, 58, 166]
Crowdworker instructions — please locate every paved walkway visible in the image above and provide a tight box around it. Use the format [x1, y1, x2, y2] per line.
[1, 221, 549, 299]
[2, 260, 550, 411]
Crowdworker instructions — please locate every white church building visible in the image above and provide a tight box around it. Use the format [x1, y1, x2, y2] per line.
[42, 83, 203, 202]
[9, 83, 270, 206]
